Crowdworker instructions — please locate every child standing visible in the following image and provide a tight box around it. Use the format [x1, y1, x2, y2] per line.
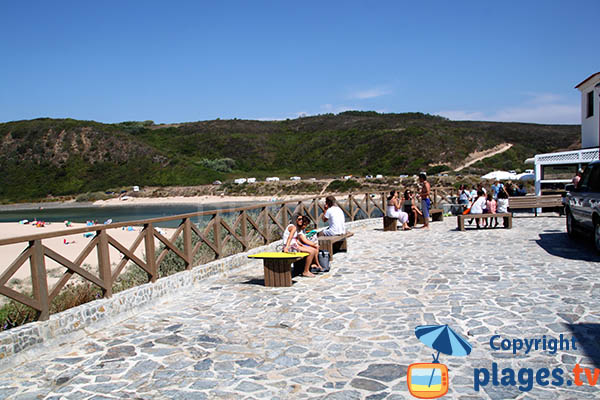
[486, 192, 498, 228]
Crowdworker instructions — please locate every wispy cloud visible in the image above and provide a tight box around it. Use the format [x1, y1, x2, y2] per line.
[437, 93, 579, 124]
[349, 87, 392, 100]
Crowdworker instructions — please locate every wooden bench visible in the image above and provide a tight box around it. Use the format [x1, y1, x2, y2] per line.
[318, 232, 354, 260]
[417, 208, 444, 224]
[248, 252, 309, 287]
[457, 213, 512, 231]
[508, 195, 564, 216]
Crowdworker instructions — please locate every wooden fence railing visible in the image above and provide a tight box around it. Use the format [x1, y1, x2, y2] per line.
[1, 191, 425, 322]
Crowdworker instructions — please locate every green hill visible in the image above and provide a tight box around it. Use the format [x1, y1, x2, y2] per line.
[0, 112, 580, 202]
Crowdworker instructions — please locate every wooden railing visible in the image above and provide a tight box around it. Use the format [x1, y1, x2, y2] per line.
[0, 192, 395, 322]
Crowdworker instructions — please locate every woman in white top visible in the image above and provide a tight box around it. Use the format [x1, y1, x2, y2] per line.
[283, 215, 322, 277]
[386, 190, 411, 230]
[469, 189, 487, 228]
[496, 186, 509, 213]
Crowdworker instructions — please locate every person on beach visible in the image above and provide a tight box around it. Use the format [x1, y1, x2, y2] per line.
[402, 189, 422, 228]
[573, 169, 583, 187]
[386, 190, 411, 230]
[458, 184, 470, 206]
[418, 173, 431, 229]
[320, 196, 345, 236]
[297, 216, 325, 273]
[485, 192, 498, 228]
[469, 189, 487, 229]
[496, 185, 509, 214]
[283, 215, 321, 277]
[491, 180, 503, 200]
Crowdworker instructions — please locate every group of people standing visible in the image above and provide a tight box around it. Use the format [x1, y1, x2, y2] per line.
[385, 173, 432, 230]
[282, 195, 345, 278]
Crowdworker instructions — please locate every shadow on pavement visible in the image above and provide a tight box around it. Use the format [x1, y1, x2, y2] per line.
[535, 232, 600, 262]
[566, 323, 600, 369]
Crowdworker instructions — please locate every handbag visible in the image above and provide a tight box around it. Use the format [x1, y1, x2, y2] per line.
[318, 250, 330, 272]
[462, 207, 471, 215]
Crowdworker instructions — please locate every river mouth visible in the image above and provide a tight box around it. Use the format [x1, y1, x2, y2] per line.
[0, 201, 259, 228]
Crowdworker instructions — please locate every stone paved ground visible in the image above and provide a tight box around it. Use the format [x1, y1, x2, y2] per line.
[1, 215, 600, 399]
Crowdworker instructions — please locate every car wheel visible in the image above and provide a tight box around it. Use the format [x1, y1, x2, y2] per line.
[566, 210, 577, 238]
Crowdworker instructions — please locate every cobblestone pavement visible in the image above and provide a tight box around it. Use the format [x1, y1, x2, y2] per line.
[1, 215, 600, 399]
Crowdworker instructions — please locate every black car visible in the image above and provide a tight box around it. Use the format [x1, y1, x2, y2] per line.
[565, 160, 600, 251]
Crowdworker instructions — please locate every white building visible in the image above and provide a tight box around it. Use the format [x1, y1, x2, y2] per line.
[577, 72, 600, 148]
[529, 72, 600, 195]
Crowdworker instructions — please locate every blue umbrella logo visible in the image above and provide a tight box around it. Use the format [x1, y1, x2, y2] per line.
[414, 325, 472, 388]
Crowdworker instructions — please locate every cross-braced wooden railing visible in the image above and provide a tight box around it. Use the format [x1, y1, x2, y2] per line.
[0, 192, 393, 322]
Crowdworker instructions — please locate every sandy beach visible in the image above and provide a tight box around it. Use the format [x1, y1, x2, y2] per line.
[92, 194, 301, 207]
[0, 221, 176, 298]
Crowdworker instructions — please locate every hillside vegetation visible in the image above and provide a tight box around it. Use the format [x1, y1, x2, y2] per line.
[0, 112, 580, 202]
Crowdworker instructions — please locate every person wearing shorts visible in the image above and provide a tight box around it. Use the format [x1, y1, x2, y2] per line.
[419, 173, 431, 229]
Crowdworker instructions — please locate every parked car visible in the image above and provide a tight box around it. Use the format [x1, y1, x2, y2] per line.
[565, 160, 600, 251]
[290, 176, 301, 181]
[212, 180, 222, 185]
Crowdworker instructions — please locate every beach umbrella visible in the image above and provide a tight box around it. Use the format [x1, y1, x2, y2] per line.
[481, 170, 518, 180]
[517, 172, 535, 181]
[415, 324, 472, 387]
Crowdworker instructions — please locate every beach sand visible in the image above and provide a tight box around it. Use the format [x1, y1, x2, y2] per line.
[92, 194, 295, 207]
[0, 222, 175, 300]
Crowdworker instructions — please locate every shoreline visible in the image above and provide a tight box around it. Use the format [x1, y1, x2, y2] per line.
[0, 195, 299, 212]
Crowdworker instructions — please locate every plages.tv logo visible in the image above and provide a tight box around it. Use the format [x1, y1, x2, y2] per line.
[408, 325, 472, 399]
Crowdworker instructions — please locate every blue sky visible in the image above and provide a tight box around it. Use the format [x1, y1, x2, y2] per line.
[1, 0, 598, 125]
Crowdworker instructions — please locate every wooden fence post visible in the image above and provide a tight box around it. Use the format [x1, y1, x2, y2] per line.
[282, 205, 289, 230]
[184, 218, 192, 270]
[145, 223, 157, 282]
[97, 230, 112, 298]
[213, 214, 222, 258]
[262, 207, 269, 243]
[240, 211, 248, 250]
[30, 240, 49, 320]
[348, 194, 353, 221]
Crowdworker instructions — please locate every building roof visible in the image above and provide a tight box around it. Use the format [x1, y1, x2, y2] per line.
[575, 72, 600, 89]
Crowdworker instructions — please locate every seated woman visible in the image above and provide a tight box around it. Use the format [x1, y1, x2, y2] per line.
[402, 189, 422, 227]
[386, 190, 411, 230]
[282, 215, 322, 277]
[469, 189, 487, 229]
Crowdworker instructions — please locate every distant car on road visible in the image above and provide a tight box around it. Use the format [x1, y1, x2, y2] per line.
[365, 175, 373, 179]
[290, 176, 301, 181]
[565, 160, 600, 251]
[212, 180, 222, 185]
[375, 174, 383, 179]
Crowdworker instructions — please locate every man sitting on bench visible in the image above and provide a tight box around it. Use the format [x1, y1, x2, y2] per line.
[320, 195, 346, 236]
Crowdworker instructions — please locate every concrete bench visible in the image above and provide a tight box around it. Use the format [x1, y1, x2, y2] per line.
[457, 213, 512, 231]
[248, 252, 309, 287]
[508, 195, 564, 216]
[318, 232, 354, 260]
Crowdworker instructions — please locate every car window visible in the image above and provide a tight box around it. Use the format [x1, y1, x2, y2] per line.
[579, 166, 593, 190]
[590, 165, 600, 192]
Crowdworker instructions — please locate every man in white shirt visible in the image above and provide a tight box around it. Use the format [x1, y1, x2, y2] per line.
[320, 196, 346, 236]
